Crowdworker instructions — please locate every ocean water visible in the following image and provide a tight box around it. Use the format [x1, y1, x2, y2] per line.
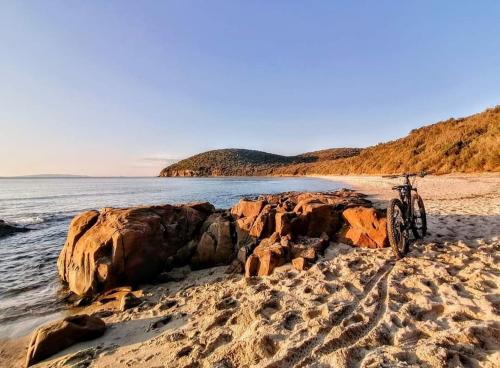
[0, 176, 345, 337]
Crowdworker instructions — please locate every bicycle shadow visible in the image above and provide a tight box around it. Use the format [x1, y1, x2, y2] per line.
[424, 213, 499, 243]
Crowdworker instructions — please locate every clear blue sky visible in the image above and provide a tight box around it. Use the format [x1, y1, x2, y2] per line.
[1, 1, 499, 176]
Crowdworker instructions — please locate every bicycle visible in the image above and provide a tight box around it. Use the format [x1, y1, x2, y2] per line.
[383, 172, 427, 259]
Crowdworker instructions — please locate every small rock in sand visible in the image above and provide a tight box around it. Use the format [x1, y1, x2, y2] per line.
[119, 292, 142, 311]
[292, 257, 309, 271]
[26, 314, 106, 366]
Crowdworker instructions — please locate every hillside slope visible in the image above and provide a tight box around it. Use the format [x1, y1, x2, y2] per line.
[159, 106, 500, 176]
[159, 148, 360, 176]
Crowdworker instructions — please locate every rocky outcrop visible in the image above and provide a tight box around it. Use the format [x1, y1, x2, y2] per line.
[243, 234, 328, 277]
[161, 169, 203, 177]
[248, 234, 288, 276]
[289, 237, 327, 261]
[26, 315, 106, 366]
[92, 286, 144, 313]
[339, 207, 388, 248]
[0, 219, 30, 239]
[235, 190, 380, 277]
[231, 199, 266, 218]
[58, 189, 387, 297]
[292, 198, 342, 238]
[57, 203, 214, 297]
[233, 190, 370, 248]
[190, 213, 235, 269]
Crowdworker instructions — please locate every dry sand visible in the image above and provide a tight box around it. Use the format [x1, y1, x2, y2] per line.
[3, 174, 499, 368]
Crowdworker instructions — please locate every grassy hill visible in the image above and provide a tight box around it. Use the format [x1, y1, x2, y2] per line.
[158, 148, 360, 176]
[159, 106, 500, 177]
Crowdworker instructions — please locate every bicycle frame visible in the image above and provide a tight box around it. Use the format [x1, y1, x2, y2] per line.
[392, 175, 417, 230]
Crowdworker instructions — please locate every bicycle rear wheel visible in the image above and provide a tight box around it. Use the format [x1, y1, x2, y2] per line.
[387, 198, 409, 259]
[411, 194, 427, 239]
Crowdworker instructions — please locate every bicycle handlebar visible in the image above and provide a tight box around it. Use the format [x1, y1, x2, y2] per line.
[382, 171, 427, 179]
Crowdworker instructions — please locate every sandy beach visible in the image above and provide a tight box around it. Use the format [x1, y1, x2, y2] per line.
[2, 174, 499, 368]
[2, 2, 498, 366]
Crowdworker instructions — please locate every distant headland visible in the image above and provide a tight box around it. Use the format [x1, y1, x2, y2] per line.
[0, 174, 90, 179]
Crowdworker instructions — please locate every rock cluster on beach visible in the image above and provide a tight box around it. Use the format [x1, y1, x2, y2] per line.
[57, 189, 388, 299]
[41, 189, 387, 365]
[57, 202, 217, 297]
[233, 190, 387, 277]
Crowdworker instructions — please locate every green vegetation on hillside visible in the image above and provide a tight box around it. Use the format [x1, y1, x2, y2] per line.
[159, 148, 360, 176]
[160, 106, 500, 177]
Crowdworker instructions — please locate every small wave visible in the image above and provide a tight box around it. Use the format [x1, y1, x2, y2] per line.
[6, 213, 73, 228]
[0, 189, 159, 202]
[14, 216, 45, 225]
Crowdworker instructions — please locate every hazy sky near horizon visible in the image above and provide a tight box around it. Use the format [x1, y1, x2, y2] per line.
[1, 1, 499, 176]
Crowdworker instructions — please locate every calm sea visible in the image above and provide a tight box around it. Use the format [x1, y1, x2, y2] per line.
[0, 176, 345, 337]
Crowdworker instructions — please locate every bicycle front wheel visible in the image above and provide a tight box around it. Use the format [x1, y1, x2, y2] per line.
[387, 198, 408, 259]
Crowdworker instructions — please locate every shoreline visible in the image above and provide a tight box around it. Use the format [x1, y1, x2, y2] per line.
[1, 173, 499, 367]
[0, 176, 340, 343]
[313, 172, 500, 201]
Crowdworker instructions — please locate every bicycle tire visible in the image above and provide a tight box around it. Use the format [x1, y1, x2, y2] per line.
[387, 198, 408, 259]
[411, 194, 427, 239]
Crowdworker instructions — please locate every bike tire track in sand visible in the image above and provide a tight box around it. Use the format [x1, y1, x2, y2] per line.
[294, 262, 393, 367]
[264, 261, 394, 368]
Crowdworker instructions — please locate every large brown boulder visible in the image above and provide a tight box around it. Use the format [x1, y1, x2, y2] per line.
[289, 237, 327, 261]
[295, 189, 371, 209]
[275, 212, 295, 236]
[235, 216, 256, 248]
[293, 199, 342, 238]
[249, 204, 276, 238]
[339, 207, 388, 248]
[231, 199, 269, 248]
[191, 213, 235, 268]
[244, 248, 283, 277]
[231, 199, 266, 218]
[58, 203, 212, 296]
[244, 254, 260, 277]
[26, 314, 106, 366]
[91, 286, 143, 313]
[245, 234, 287, 277]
